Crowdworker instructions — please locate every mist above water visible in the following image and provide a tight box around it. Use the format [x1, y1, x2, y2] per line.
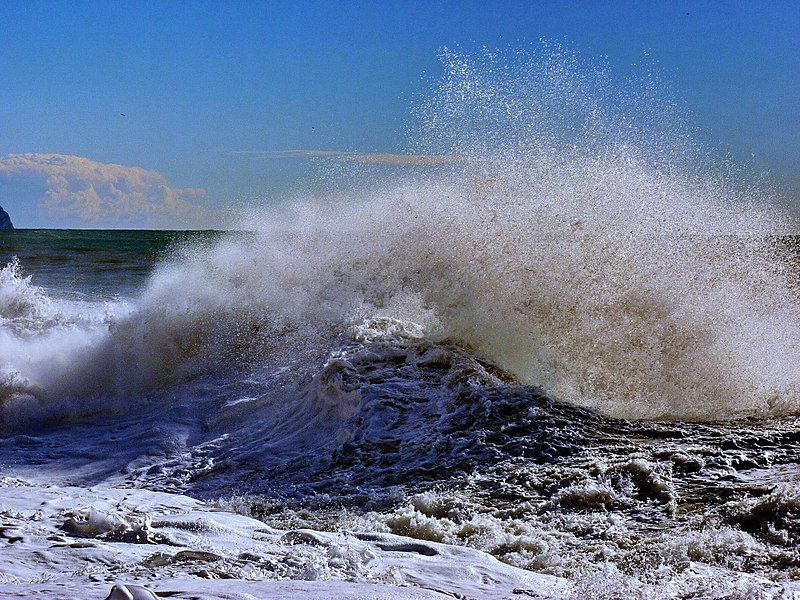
[2, 47, 800, 423]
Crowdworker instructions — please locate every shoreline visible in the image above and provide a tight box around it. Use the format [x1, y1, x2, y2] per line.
[0, 478, 567, 599]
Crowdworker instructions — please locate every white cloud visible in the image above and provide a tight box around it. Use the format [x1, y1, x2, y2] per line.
[0, 153, 223, 228]
[234, 149, 472, 165]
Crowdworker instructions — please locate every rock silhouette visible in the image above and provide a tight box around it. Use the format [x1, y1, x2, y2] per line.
[0, 204, 13, 230]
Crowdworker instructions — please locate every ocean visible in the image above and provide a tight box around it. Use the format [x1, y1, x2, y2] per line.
[2, 225, 800, 598]
[3, 49, 800, 598]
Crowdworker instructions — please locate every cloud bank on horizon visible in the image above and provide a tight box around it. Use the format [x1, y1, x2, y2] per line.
[0, 153, 225, 229]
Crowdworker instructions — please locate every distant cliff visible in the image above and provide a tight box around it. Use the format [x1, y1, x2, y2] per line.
[0, 204, 13, 230]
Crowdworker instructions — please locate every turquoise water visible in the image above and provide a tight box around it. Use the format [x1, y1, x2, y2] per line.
[0, 229, 222, 297]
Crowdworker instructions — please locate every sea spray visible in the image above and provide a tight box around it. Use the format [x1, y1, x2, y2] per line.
[0, 256, 130, 412]
[2, 46, 800, 422]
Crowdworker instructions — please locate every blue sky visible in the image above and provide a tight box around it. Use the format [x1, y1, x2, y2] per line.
[0, 1, 798, 228]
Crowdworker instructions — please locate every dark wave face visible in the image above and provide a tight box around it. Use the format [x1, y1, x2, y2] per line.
[4, 317, 800, 591]
[3, 46, 800, 597]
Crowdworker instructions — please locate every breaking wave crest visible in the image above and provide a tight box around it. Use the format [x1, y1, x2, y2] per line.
[3, 46, 800, 424]
[0, 258, 129, 407]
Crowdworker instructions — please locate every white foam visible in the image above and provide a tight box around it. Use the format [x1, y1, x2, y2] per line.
[0, 479, 567, 599]
[0, 258, 131, 416]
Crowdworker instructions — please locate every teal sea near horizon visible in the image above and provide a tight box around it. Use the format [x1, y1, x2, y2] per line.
[0, 229, 222, 296]
[4, 228, 799, 298]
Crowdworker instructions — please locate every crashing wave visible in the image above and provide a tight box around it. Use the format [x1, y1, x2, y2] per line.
[2, 46, 800, 426]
